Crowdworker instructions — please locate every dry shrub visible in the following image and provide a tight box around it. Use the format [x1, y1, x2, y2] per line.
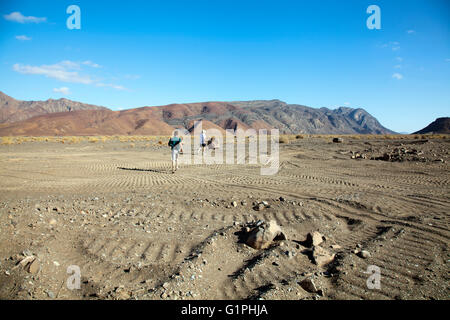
[1, 137, 14, 145]
[279, 135, 290, 144]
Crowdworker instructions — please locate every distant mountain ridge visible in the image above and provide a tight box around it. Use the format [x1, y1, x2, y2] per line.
[414, 117, 450, 134]
[0, 91, 108, 124]
[230, 100, 395, 134]
[0, 92, 396, 136]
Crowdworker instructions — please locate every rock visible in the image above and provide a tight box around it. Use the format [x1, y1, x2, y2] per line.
[306, 231, 325, 247]
[358, 250, 371, 259]
[231, 201, 237, 207]
[245, 220, 286, 250]
[115, 287, 131, 300]
[49, 218, 57, 225]
[330, 244, 341, 250]
[333, 137, 343, 143]
[19, 256, 35, 267]
[299, 278, 318, 293]
[27, 259, 40, 274]
[312, 246, 335, 267]
[47, 290, 55, 299]
[253, 203, 266, 211]
[279, 196, 286, 202]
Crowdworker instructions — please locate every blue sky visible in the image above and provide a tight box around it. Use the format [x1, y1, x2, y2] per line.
[0, 0, 449, 133]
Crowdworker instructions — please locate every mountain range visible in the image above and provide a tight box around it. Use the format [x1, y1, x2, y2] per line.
[0, 91, 397, 136]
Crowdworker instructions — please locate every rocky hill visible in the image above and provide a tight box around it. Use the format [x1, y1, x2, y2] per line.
[0, 93, 396, 136]
[0, 91, 108, 124]
[414, 117, 450, 134]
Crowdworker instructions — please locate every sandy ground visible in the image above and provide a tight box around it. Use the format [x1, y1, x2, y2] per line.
[0, 137, 449, 300]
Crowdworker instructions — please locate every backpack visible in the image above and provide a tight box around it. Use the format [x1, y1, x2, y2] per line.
[168, 137, 181, 148]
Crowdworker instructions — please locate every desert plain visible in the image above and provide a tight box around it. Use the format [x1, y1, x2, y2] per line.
[0, 134, 448, 300]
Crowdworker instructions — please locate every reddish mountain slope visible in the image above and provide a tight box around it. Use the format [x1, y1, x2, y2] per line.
[0, 91, 108, 124]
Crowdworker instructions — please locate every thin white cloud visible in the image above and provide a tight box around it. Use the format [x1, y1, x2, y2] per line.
[396, 57, 403, 62]
[15, 35, 31, 41]
[4, 12, 46, 23]
[82, 60, 101, 68]
[124, 74, 141, 80]
[445, 58, 450, 62]
[96, 83, 126, 90]
[407, 30, 415, 34]
[381, 41, 400, 51]
[392, 73, 403, 80]
[394, 64, 402, 69]
[59, 60, 81, 69]
[13, 62, 93, 84]
[344, 102, 350, 106]
[53, 87, 71, 95]
[13, 60, 126, 90]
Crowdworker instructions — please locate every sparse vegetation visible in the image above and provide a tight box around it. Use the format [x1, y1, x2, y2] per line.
[1, 137, 14, 145]
[0, 133, 448, 147]
[279, 135, 290, 144]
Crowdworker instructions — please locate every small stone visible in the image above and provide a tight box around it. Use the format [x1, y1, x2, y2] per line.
[245, 220, 286, 250]
[47, 290, 55, 299]
[27, 259, 40, 274]
[254, 203, 266, 211]
[299, 278, 318, 293]
[358, 250, 371, 259]
[306, 231, 324, 247]
[312, 246, 335, 267]
[231, 201, 237, 207]
[19, 256, 35, 267]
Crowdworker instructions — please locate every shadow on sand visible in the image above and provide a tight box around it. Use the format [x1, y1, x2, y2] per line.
[117, 167, 170, 174]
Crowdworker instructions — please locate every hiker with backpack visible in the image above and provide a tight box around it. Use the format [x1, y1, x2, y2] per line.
[168, 130, 183, 173]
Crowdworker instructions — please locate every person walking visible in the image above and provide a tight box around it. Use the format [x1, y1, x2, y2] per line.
[168, 130, 183, 173]
[198, 129, 207, 155]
